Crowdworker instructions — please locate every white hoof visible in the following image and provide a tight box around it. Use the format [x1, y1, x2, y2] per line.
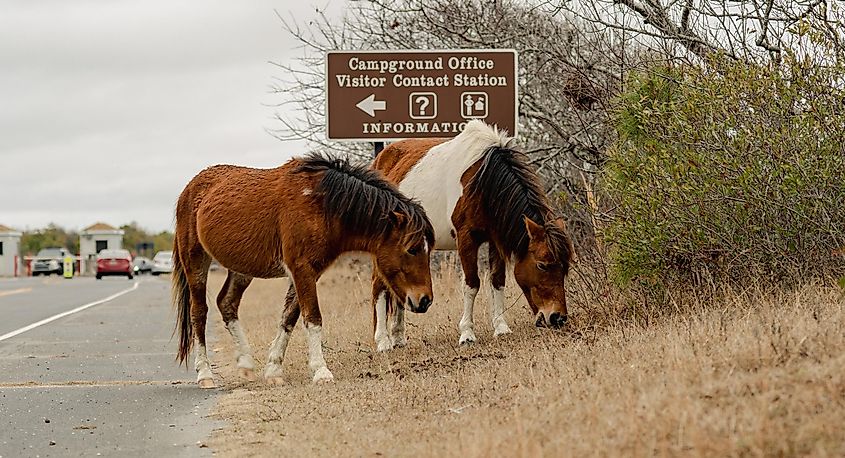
[263, 363, 283, 380]
[237, 355, 256, 371]
[459, 330, 477, 346]
[265, 376, 286, 386]
[237, 367, 257, 381]
[197, 378, 216, 389]
[390, 335, 408, 348]
[313, 367, 334, 384]
[493, 324, 512, 337]
[376, 337, 393, 352]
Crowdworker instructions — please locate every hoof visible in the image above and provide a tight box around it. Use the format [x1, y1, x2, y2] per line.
[197, 378, 216, 389]
[237, 367, 257, 381]
[264, 376, 286, 386]
[459, 331, 477, 346]
[313, 367, 334, 384]
[391, 338, 408, 348]
[376, 339, 393, 352]
[493, 325, 512, 337]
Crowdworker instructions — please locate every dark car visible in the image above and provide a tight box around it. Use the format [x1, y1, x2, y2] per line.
[32, 247, 73, 276]
[96, 249, 133, 280]
[133, 256, 154, 274]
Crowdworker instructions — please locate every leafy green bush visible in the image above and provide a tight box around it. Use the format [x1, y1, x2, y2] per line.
[603, 55, 845, 286]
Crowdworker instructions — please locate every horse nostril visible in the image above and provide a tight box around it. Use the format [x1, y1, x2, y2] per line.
[535, 313, 547, 327]
[549, 312, 567, 327]
[418, 295, 431, 312]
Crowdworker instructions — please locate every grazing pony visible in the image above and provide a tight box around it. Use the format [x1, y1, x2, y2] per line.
[371, 120, 574, 350]
[173, 153, 434, 387]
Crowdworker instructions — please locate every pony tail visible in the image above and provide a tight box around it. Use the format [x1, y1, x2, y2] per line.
[172, 237, 193, 366]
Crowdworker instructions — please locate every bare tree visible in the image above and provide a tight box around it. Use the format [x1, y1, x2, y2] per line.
[562, 0, 836, 63]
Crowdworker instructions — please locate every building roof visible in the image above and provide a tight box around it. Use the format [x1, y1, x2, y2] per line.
[0, 224, 22, 236]
[83, 222, 118, 232]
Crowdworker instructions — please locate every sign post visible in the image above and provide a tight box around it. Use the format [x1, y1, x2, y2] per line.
[326, 49, 518, 143]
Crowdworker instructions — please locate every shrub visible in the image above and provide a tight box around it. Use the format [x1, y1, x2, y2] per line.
[603, 55, 845, 287]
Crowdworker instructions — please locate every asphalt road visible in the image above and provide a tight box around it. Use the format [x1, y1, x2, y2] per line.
[0, 276, 221, 457]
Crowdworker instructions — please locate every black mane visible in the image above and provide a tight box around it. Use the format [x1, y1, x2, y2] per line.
[295, 153, 434, 245]
[467, 146, 573, 270]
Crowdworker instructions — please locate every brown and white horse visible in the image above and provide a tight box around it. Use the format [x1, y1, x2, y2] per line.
[173, 153, 434, 387]
[371, 120, 574, 350]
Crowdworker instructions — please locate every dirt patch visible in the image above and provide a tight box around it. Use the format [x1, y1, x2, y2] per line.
[201, 259, 845, 457]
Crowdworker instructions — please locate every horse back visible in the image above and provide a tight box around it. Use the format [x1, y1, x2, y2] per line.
[373, 138, 448, 183]
[178, 163, 315, 278]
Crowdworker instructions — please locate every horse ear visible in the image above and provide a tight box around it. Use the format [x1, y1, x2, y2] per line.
[523, 215, 545, 241]
[392, 211, 408, 227]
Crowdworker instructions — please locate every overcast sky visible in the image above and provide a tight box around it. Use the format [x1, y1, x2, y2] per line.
[1, 1, 344, 233]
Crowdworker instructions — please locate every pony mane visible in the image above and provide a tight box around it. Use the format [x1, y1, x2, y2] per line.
[467, 146, 573, 271]
[459, 119, 514, 148]
[295, 153, 434, 245]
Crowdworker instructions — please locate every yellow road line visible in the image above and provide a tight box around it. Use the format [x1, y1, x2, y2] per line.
[0, 380, 187, 388]
[0, 288, 32, 298]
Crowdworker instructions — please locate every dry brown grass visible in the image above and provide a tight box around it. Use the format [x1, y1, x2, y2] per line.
[203, 257, 845, 457]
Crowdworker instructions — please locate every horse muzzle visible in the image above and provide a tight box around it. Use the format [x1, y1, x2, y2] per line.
[406, 293, 432, 313]
[535, 311, 567, 328]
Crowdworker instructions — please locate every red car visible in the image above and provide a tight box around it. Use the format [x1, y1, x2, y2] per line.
[96, 249, 134, 280]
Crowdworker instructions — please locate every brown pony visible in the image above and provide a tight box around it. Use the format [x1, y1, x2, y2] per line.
[371, 120, 574, 350]
[173, 153, 434, 387]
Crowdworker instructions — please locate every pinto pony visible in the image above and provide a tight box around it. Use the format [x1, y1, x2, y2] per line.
[371, 120, 574, 350]
[173, 153, 434, 387]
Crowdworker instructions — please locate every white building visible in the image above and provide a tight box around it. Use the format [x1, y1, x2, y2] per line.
[0, 224, 23, 277]
[79, 222, 124, 275]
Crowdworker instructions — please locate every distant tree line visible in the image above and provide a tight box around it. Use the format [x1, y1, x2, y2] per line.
[20, 222, 174, 256]
[20, 224, 80, 256]
[120, 222, 175, 257]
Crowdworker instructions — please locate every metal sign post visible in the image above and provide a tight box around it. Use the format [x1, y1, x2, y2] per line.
[326, 49, 518, 142]
[373, 142, 384, 157]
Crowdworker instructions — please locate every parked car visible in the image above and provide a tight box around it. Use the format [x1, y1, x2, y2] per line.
[133, 256, 154, 274]
[151, 251, 173, 276]
[96, 249, 133, 280]
[32, 247, 73, 276]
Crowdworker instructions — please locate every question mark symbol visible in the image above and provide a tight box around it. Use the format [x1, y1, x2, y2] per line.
[415, 96, 430, 116]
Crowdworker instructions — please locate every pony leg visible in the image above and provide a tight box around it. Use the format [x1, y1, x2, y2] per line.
[389, 300, 407, 348]
[186, 254, 213, 388]
[263, 282, 299, 385]
[371, 273, 393, 352]
[489, 244, 512, 336]
[293, 269, 333, 384]
[457, 235, 481, 345]
[217, 271, 256, 380]
[373, 290, 392, 352]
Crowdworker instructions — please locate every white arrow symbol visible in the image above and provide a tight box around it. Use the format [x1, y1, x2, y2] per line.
[356, 94, 387, 117]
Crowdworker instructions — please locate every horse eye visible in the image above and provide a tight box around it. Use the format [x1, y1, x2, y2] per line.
[407, 247, 420, 256]
[537, 262, 551, 272]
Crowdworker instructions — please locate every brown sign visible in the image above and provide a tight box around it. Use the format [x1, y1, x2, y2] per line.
[326, 49, 518, 141]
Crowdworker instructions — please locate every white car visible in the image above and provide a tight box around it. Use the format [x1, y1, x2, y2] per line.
[151, 251, 173, 276]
